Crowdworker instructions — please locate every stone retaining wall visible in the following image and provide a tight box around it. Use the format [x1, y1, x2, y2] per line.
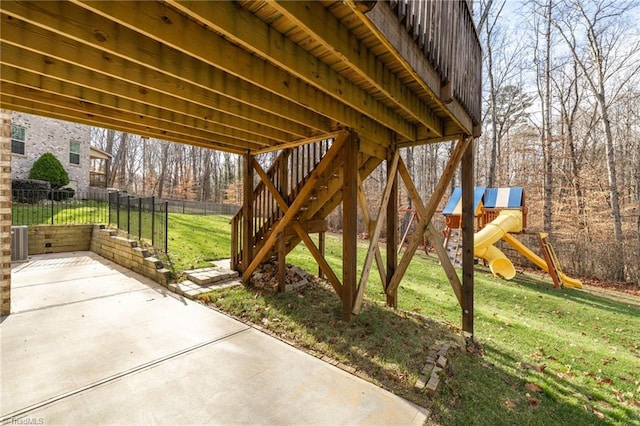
[90, 226, 171, 285]
[28, 224, 93, 254]
[24, 224, 172, 287]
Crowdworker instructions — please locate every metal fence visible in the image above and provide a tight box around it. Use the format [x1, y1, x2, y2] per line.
[165, 199, 239, 216]
[108, 192, 169, 253]
[12, 189, 110, 226]
[11, 189, 169, 253]
[12, 189, 237, 254]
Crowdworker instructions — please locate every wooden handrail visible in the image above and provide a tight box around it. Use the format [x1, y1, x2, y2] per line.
[388, 0, 482, 124]
[231, 138, 334, 271]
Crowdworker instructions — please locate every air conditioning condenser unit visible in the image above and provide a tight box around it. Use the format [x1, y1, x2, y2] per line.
[11, 226, 28, 262]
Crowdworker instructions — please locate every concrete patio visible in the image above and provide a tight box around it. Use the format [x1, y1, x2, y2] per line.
[1, 251, 428, 425]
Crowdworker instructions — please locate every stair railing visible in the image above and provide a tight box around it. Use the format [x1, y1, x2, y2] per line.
[231, 138, 334, 270]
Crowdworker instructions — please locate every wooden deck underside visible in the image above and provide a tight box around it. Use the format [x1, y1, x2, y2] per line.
[0, 0, 480, 154]
[1, 1, 481, 334]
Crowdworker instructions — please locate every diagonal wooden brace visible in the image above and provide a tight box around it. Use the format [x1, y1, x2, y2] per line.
[386, 136, 471, 296]
[352, 149, 399, 314]
[242, 131, 347, 282]
[356, 177, 386, 285]
[393, 155, 463, 306]
[251, 153, 342, 296]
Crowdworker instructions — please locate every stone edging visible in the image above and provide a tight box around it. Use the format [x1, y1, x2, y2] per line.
[414, 342, 453, 395]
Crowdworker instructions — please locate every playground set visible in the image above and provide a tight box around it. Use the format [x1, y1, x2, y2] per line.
[438, 186, 582, 289]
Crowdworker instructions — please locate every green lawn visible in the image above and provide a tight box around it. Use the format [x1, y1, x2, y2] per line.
[18, 208, 638, 424]
[167, 215, 638, 425]
[12, 201, 109, 225]
[165, 213, 232, 272]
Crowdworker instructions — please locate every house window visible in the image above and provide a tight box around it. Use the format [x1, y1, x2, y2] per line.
[11, 125, 25, 155]
[69, 140, 81, 165]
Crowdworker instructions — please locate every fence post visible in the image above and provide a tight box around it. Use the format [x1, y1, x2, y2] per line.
[116, 191, 120, 229]
[165, 201, 169, 253]
[138, 197, 142, 241]
[127, 195, 131, 236]
[151, 196, 155, 248]
[51, 191, 54, 225]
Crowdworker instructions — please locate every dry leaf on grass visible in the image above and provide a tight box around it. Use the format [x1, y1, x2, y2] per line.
[593, 410, 605, 419]
[525, 393, 540, 407]
[525, 383, 542, 392]
[557, 371, 576, 380]
[504, 400, 516, 409]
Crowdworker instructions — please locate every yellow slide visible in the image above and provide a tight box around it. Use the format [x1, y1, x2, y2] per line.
[473, 210, 523, 279]
[501, 233, 583, 288]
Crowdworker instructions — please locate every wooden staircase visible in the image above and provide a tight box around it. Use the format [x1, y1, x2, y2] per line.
[231, 135, 381, 277]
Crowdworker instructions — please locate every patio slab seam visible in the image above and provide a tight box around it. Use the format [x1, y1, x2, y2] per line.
[0, 327, 251, 423]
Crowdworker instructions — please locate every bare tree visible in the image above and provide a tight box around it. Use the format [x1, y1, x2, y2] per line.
[553, 0, 640, 280]
[531, 0, 555, 231]
[480, 0, 531, 187]
[552, 57, 589, 232]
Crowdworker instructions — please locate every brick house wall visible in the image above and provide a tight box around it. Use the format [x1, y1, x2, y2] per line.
[10, 112, 91, 192]
[1, 110, 12, 315]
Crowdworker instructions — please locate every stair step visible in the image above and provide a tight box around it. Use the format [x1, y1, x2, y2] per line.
[169, 278, 242, 299]
[185, 267, 239, 286]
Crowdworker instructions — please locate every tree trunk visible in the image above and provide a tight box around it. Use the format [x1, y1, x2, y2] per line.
[636, 145, 640, 286]
[202, 150, 212, 201]
[542, 0, 553, 232]
[157, 142, 170, 198]
[598, 93, 625, 280]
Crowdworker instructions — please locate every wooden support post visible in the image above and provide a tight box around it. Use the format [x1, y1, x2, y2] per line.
[461, 136, 475, 337]
[242, 151, 254, 279]
[385, 146, 399, 308]
[277, 148, 290, 291]
[318, 231, 325, 279]
[342, 131, 358, 321]
[278, 234, 286, 292]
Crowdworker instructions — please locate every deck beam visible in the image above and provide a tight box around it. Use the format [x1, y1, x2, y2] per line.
[271, 1, 443, 137]
[170, 1, 415, 142]
[0, 2, 331, 138]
